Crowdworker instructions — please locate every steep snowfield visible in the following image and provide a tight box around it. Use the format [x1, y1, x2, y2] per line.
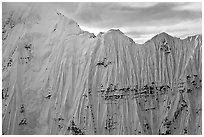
[2, 5, 202, 135]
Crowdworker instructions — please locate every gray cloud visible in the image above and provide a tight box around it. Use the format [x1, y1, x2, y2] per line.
[71, 2, 201, 29]
[75, 3, 104, 24]
[73, 2, 201, 43]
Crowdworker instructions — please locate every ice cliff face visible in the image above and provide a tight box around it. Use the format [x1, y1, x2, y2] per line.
[2, 5, 202, 135]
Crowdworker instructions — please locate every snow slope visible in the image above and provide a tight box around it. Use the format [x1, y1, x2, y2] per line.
[2, 5, 202, 135]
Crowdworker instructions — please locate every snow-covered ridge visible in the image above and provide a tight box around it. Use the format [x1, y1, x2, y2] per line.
[2, 4, 201, 45]
[2, 5, 202, 135]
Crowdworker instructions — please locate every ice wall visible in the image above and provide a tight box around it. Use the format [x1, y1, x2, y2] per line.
[2, 5, 202, 135]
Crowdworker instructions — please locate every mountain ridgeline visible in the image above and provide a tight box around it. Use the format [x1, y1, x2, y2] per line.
[2, 7, 202, 135]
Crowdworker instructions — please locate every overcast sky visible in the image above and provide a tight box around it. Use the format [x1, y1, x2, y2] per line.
[3, 2, 202, 43]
